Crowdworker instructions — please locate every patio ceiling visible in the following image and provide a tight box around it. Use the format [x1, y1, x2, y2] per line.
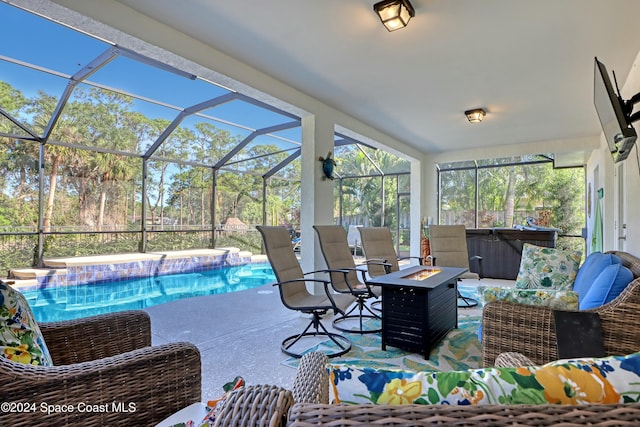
[100, 0, 640, 159]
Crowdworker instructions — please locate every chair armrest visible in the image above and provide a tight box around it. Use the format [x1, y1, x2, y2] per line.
[0, 342, 201, 426]
[362, 258, 393, 277]
[398, 255, 424, 265]
[287, 402, 640, 426]
[363, 258, 387, 264]
[291, 352, 329, 404]
[315, 267, 373, 294]
[494, 352, 535, 367]
[478, 287, 579, 310]
[214, 385, 294, 427]
[364, 258, 392, 269]
[481, 301, 559, 367]
[272, 278, 348, 313]
[40, 310, 152, 364]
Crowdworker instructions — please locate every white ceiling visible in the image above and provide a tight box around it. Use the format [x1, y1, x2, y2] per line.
[103, 1, 640, 155]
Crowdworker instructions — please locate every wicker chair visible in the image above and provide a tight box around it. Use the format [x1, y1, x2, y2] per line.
[482, 250, 640, 367]
[0, 310, 201, 427]
[282, 351, 640, 426]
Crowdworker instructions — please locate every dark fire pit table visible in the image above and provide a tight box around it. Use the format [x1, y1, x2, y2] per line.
[368, 265, 467, 357]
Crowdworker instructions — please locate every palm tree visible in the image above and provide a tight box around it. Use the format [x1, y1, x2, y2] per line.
[26, 91, 86, 232]
[95, 152, 135, 231]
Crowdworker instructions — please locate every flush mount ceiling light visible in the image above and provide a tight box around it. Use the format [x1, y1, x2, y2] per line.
[464, 108, 486, 123]
[373, 0, 415, 32]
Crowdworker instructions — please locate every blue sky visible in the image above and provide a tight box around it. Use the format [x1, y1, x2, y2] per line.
[0, 2, 302, 147]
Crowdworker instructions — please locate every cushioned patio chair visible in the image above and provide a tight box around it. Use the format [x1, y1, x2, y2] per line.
[482, 250, 640, 368]
[313, 225, 382, 334]
[427, 224, 483, 307]
[257, 225, 353, 358]
[0, 306, 201, 427]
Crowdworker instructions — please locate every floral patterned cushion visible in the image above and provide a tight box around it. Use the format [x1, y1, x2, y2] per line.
[0, 283, 53, 366]
[479, 286, 579, 310]
[327, 352, 640, 406]
[515, 244, 582, 290]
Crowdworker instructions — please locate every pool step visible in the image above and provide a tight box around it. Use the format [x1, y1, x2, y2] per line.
[10, 267, 67, 280]
[1, 278, 38, 290]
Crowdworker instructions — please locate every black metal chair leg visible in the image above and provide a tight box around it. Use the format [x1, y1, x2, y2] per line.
[332, 298, 382, 334]
[281, 313, 352, 358]
[457, 289, 478, 308]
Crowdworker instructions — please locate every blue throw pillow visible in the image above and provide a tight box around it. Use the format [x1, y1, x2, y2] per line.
[579, 263, 634, 309]
[573, 252, 621, 302]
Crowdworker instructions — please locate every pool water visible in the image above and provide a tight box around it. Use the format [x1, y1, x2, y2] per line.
[21, 263, 275, 322]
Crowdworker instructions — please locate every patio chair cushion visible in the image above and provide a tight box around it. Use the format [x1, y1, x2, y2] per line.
[572, 252, 622, 302]
[477, 288, 579, 341]
[479, 287, 579, 310]
[579, 263, 634, 310]
[0, 282, 53, 366]
[514, 244, 582, 291]
[327, 351, 640, 406]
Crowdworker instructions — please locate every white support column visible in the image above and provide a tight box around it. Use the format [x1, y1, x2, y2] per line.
[410, 158, 422, 259]
[421, 153, 438, 224]
[300, 114, 335, 288]
[411, 153, 437, 259]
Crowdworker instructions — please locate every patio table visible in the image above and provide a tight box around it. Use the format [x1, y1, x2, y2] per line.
[369, 265, 466, 357]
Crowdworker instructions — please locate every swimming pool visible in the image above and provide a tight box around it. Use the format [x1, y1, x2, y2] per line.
[21, 263, 275, 322]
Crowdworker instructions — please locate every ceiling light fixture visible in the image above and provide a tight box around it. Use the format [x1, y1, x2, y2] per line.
[373, 0, 415, 32]
[464, 108, 486, 123]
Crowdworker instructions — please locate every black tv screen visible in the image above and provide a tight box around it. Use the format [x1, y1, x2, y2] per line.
[594, 57, 637, 162]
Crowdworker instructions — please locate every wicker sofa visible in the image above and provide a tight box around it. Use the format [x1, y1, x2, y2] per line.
[0, 310, 201, 427]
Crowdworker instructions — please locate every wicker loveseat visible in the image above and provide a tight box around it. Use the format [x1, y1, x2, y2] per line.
[279, 351, 640, 426]
[0, 310, 201, 427]
[211, 350, 640, 425]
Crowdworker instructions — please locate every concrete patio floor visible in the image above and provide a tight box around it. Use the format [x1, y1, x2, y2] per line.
[144, 281, 307, 398]
[143, 277, 510, 399]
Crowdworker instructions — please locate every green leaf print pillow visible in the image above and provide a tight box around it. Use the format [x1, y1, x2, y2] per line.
[0, 283, 53, 366]
[327, 352, 640, 406]
[515, 243, 582, 290]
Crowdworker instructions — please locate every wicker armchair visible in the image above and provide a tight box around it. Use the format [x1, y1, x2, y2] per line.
[482, 250, 640, 367]
[0, 310, 201, 427]
[284, 351, 640, 426]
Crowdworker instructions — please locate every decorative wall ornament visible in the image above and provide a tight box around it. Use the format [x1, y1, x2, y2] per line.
[318, 151, 336, 180]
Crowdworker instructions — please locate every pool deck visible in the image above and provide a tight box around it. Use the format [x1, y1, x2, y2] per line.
[144, 275, 513, 399]
[144, 280, 305, 398]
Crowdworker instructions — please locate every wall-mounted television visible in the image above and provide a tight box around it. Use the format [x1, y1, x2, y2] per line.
[593, 57, 637, 162]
